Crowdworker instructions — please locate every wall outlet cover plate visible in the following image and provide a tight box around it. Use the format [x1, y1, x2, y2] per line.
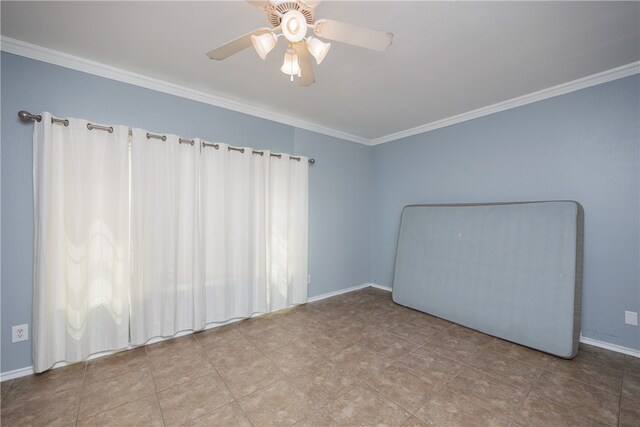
[624, 311, 638, 326]
[11, 324, 29, 343]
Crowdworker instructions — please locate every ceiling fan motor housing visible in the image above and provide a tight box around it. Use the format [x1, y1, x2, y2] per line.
[269, 1, 314, 27]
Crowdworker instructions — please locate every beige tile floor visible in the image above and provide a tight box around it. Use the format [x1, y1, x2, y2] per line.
[1, 287, 639, 426]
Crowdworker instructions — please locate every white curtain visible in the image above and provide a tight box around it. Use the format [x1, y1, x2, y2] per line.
[202, 143, 268, 321]
[201, 145, 309, 319]
[129, 130, 204, 344]
[32, 113, 130, 373]
[33, 116, 309, 368]
[268, 153, 309, 310]
[286, 155, 309, 305]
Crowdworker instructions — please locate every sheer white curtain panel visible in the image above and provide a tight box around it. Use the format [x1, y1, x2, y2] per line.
[129, 131, 204, 344]
[201, 145, 309, 320]
[285, 156, 309, 306]
[32, 112, 130, 373]
[32, 115, 309, 369]
[268, 154, 309, 311]
[201, 143, 269, 322]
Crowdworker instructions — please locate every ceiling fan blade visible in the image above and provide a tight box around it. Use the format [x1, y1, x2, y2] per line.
[246, 1, 272, 11]
[303, 0, 321, 8]
[292, 41, 315, 87]
[313, 19, 393, 51]
[207, 28, 271, 60]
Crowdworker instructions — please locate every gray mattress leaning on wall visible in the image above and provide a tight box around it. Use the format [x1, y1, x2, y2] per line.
[392, 201, 584, 358]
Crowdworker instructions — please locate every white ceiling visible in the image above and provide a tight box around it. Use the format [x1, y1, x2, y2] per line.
[2, 1, 639, 142]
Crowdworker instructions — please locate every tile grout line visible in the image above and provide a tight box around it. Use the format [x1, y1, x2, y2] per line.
[267, 359, 318, 426]
[327, 317, 443, 425]
[255, 326, 324, 427]
[191, 333, 256, 427]
[75, 386, 159, 425]
[4, 289, 631, 426]
[260, 315, 374, 426]
[273, 306, 401, 425]
[320, 290, 504, 423]
[143, 344, 168, 427]
[527, 371, 620, 426]
[78, 352, 164, 424]
[298, 355, 386, 426]
[539, 345, 625, 397]
[616, 368, 625, 426]
[458, 355, 539, 394]
[75, 359, 159, 425]
[0, 379, 14, 405]
[482, 347, 546, 371]
[538, 364, 623, 397]
[72, 361, 88, 427]
[439, 380, 514, 425]
[454, 346, 622, 425]
[430, 352, 524, 425]
[512, 364, 545, 423]
[540, 386, 618, 426]
[222, 323, 299, 426]
[362, 363, 432, 423]
[363, 382, 414, 424]
[401, 336, 537, 424]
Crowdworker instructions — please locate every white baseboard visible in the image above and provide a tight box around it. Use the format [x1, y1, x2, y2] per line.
[307, 283, 372, 302]
[305, 282, 392, 303]
[370, 283, 392, 292]
[366, 282, 640, 359]
[1, 285, 377, 382]
[3, 283, 637, 381]
[365, 282, 639, 359]
[579, 335, 640, 358]
[0, 366, 35, 382]
[0, 314, 251, 382]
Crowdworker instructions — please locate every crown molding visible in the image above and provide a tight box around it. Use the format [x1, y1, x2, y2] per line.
[0, 36, 370, 145]
[371, 61, 640, 145]
[2, 36, 638, 147]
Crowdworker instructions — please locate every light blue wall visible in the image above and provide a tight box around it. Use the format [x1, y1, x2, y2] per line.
[294, 129, 372, 296]
[0, 52, 371, 372]
[371, 75, 640, 350]
[2, 51, 638, 373]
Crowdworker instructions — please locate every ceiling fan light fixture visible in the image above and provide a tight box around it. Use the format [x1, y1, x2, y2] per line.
[281, 10, 308, 42]
[306, 36, 331, 64]
[281, 47, 301, 81]
[206, 1, 395, 86]
[251, 32, 278, 60]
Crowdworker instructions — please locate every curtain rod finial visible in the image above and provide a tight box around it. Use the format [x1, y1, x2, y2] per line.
[18, 110, 42, 122]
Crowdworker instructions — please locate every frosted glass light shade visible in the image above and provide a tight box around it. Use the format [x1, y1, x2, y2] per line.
[281, 48, 301, 81]
[281, 10, 307, 42]
[251, 32, 278, 60]
[307, 37, 331, 64]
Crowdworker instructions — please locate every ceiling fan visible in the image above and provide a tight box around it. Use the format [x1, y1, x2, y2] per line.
[206, 0, 394, 86]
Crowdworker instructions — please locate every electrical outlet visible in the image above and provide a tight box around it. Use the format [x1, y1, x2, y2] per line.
[12, 324, 29, 343]
[625, 311, 638, 326]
